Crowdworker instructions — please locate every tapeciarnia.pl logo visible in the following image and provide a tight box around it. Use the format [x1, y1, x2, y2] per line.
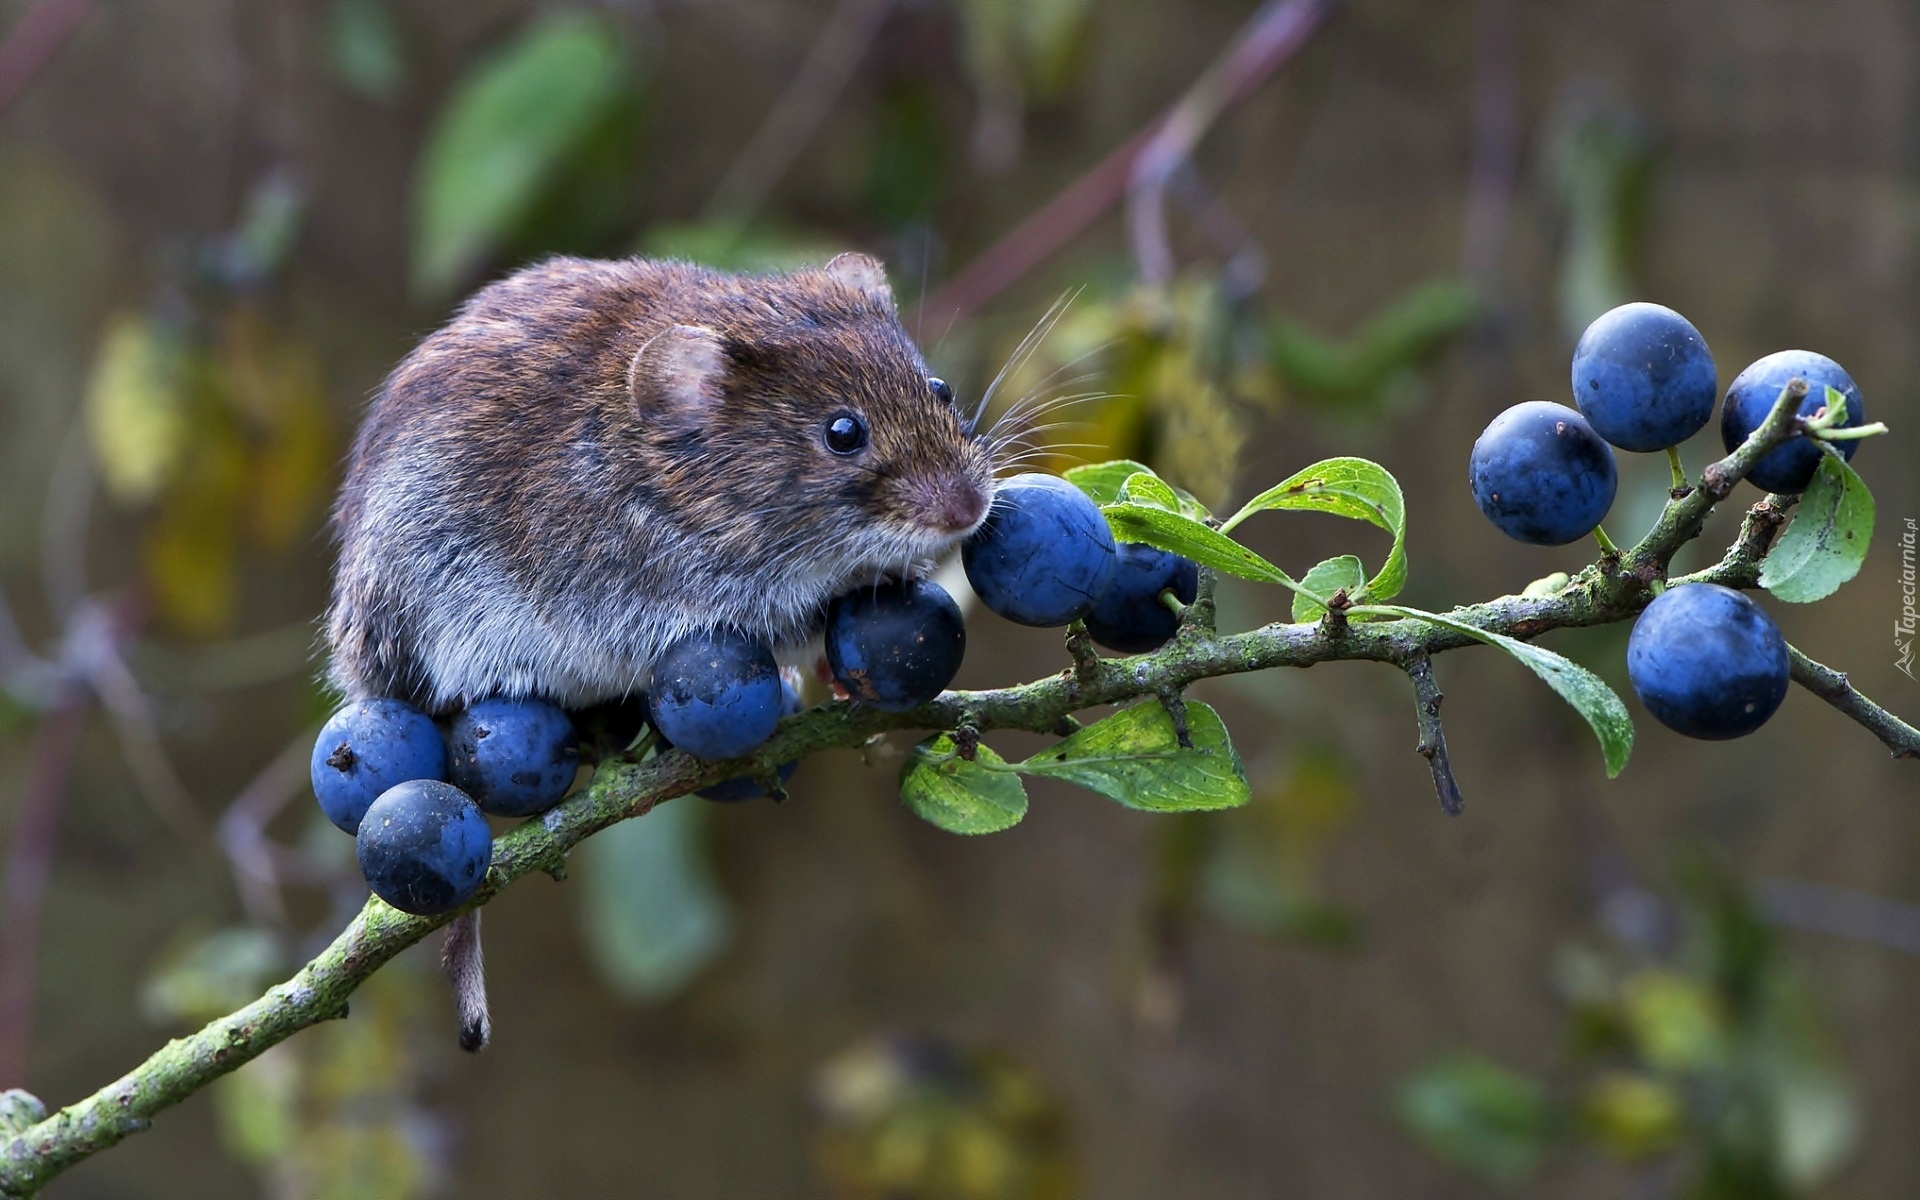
[1899, 517, 1917, 680]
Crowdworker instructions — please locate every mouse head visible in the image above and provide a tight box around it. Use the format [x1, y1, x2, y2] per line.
[627, 254, 996, 576]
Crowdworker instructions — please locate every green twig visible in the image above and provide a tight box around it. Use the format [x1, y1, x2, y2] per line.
[2, 369, 1910, 1197]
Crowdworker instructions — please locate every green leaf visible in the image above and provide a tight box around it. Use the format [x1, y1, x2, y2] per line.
[1361, 605, 1633, 777]
[1016, 701, 1249, 813]
[1120, 470, 1210, 520]
[1064, 459, 1156, 505]
[1760, 452, 1874, 603]
[1293, 555, 1365, 622]
[577, 796, 730, 1001]
[900, 737, 1028, 834]
[412, 13, 633, 296]
[1101, 503, 1297, 588]
[1219, 457, 1408, 602]
[1396, 1053, 1562, 1185]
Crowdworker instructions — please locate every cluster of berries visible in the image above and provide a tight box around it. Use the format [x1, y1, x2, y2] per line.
[1469, 302, 1869, 742]
[314, 472, 1199, 916]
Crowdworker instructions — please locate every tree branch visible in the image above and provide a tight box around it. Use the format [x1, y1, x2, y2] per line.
[3, 376, 1911, 1195]
[1787, 646, 1920, 760]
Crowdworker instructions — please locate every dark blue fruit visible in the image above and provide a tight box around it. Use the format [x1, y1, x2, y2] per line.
[1469, 401, 1619, 546]
[355, 779, 492, 915]
[1627, 583, 1788, 740]
[1719, 350, 1864, 494]
[826, 578, 966, 711]
[1571, 302, 1717, 452]
[649, 629, 783, 760]
[310, 698, 448, 835]
[962, 473, 1117, 626]
[1085, 543, 1198, 653]
[700, 677, 804, 802]
[448, 697, 580, 817]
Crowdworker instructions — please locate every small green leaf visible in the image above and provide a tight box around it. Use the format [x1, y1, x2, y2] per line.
[1293, 555, 1365, 622]
[1101, 503, 1297, 588]
[900, 737, 1028, 834]
[1119, 470, 1210, 520]
[413, 13, 634, 295]
[1016, 701, 1249, 813]
[1361, 605, 1633, 777]
[578, 797, 730, 1001]
[1396, 1053, 1562, 1185]
[1219, 457, 1408, 602]
[1760, 452, 1874, 603]
[1064, 459, 1156, 505]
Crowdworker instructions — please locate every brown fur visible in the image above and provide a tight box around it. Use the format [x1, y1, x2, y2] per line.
[326, 254, 994, 712]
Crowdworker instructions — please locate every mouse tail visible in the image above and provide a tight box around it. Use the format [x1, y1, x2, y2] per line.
[441, 910, 491, 1052]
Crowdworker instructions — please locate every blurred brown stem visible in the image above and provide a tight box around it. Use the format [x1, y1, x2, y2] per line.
[918, 0, 1336, 329]
[0, 683, 87, 1088]
[700, 0, 894, 224]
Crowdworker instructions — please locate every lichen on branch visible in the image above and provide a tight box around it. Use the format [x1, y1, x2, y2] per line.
[3, 378, 1914, 1198]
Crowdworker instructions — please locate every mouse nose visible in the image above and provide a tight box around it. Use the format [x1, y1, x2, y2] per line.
[928, 478, 988, 534]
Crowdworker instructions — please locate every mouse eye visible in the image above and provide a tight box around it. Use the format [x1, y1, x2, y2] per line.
[928, 377, 954, 406]
[824, 412, 869, 455]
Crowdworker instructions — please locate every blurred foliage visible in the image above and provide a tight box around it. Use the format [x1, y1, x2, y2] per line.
[1398, 853, 1857, 1196]
[144, 930, 444, 1200]
[1547, 90, 1659, 341]
[86, 305, 333, 635]
[327, 0, 407, 103]
[412, 12, 641, 297]
[1200, 745, 1361, 946]
[984, 273, 1475, 510]
[1268, 278, 1482, 414]
[815, 1035, 1075, 1200]
[577, 795, 732, 1002]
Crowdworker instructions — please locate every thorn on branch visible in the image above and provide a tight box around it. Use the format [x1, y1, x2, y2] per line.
[1406, 655, 1464, 816]
[1065, 620, 1101, 684]
[1183, 566, 1219, 635]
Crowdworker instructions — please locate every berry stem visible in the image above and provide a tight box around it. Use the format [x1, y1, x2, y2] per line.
[1593, 525, 1621, 556]
[1665, 446, 1688, 492]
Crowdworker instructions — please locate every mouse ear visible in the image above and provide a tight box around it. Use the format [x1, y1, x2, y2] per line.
[629, 324, 728, 415]
[822, 252, 893, 307]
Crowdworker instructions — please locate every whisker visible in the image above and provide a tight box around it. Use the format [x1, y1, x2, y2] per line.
[968, 289, 1080, 434]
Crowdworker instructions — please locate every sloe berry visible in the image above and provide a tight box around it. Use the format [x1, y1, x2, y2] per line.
[962, 473, 1117, 626]
[1469, 401, 1618, 546]
[310, 698, 448, 835]
[355, 779, 492, 915]
[1627, 583, 1789, 740]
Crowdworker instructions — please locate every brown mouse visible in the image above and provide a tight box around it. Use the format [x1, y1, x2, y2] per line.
[325, 252, 997, 714]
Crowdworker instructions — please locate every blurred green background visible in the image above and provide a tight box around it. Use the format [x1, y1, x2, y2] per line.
[2, 0, 1917, 1196]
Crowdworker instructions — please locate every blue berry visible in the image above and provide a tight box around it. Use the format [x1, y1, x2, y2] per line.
[310, 698, 448, 835]
[962, 473, 1117, 626]
[826, 579, 966, 711]
[355, 779, 492, 915]
[1469, 402, 1618, 546]
[448, 698, 580, 817]
[1719, 350, 1864, 494]
[700, 676, 804, 802]
[1085, 543, 1198, 653]
[1570, 302, 1717, 452]
[1627, 583, 1788, 740]
[648, 629, 783, 760]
